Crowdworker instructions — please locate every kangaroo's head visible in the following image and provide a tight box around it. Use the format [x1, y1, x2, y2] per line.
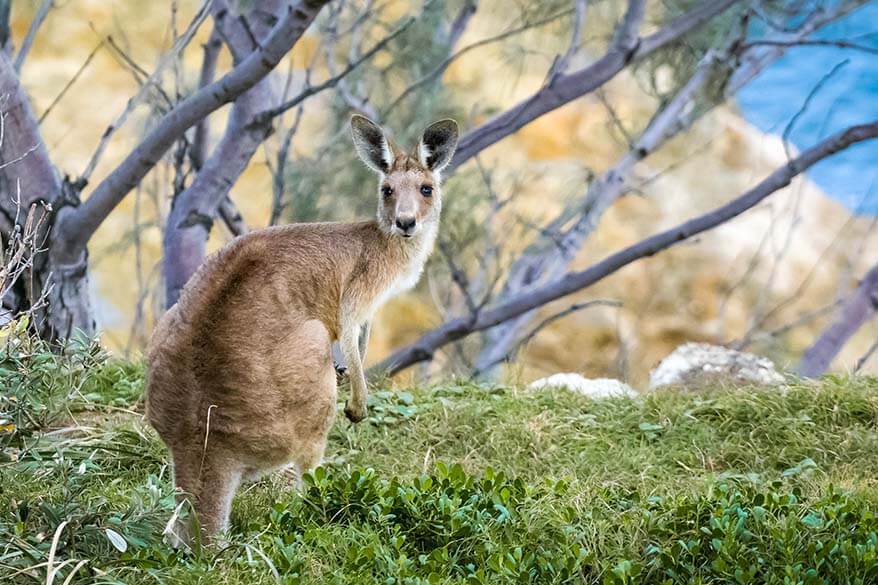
[351, 115, 459, 239]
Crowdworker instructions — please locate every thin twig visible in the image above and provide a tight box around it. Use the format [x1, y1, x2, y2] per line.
[257, 13, 418, 123]
[473, 299, 622, 375]
[439, 240, 478, 317]
[383, 7, 573, 116]
[14, 0, 53, 72]
[854, 338, 878, 374]
[77, 0, 213, 184]
[269, 105, 304, 226]
[743, 38, 878, 55]
[782, 59, 849, 161]
[546, 0, 587, 81]
[38, 43, 102, 125]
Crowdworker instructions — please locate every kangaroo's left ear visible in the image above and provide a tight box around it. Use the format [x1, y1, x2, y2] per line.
[351, 115, 395, 174]
[417, 119, 459, 173]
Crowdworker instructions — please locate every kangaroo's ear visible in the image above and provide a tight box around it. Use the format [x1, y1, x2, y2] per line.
[417, 119, 459, 173]
[351, 115, 394, 174]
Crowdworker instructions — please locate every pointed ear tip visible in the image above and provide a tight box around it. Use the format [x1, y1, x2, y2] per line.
[350, 114, 377, 129]
[434, 118, 459, 131]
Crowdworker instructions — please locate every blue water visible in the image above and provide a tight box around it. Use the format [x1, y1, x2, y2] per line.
[736, 1, 878, 215]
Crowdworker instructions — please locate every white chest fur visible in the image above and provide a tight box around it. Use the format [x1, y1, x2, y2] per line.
[368, 224, 437, 318]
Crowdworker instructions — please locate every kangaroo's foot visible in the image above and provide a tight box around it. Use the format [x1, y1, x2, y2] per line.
[163, 504, 194, 551]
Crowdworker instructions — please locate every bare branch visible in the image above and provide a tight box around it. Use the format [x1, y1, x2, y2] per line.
[374, 120, 878, 376]
[546, 0, 587, 81]
[324, 0, 380, 119]
[854, 338, 878, 374]
[218, 196, 247, 237]
[257, 13, 418, 123]
[781, 59, 849, 160]
[77, 0, 212, 185]
[753, 301, 843, 345]
[190, 27, 222, 170]
[797, 262, 878, 378]
[472, 299, 620, 377]
[447, 0, 478, 48]
[473, 46, 723, 373]
[14, 0, 53, 72]
[383, 5, 571, 116]
[57, 0, 330, 257]
[438, 239, 478, 317]
[269, 104, 304, 226]
[725, 2, 865, 94]
[38, 43, 102, 125]
[449, 0, 741, 169]
[471, 3, 859, 375]
[742, 38, 878, 55]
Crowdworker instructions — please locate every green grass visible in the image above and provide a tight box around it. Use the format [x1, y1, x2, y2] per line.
[2, 338, 878, 583]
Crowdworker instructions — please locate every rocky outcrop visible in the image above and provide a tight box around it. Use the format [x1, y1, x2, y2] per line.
[649, 342, 785, 390]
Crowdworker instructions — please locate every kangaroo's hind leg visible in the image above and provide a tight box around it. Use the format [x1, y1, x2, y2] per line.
[167, 446, 244, 547]
[284, 320, 338, 487]
[165, 448, 198, 549]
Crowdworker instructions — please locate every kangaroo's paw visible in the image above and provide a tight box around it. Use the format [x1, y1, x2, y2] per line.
[344, 400, 367, 423]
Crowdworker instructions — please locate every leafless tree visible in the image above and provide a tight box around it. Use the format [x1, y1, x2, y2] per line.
[0, 0, 334, 340]
[0, 0, 872, 386]
[466, 1, 868, 378]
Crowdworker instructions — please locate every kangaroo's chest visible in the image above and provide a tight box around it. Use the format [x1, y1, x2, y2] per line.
[368, 252, 426, 315]
[367, 234, 434, 318]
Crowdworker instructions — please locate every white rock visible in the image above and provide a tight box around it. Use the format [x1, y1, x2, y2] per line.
[649, 342, 785, 390]
[528, 373, 638, 399]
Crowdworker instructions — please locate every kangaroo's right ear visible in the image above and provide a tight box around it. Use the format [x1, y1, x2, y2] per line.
[351, 115, 394, 174]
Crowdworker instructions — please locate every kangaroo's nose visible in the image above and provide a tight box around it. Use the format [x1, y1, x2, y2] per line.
[395, 217, 416, 234]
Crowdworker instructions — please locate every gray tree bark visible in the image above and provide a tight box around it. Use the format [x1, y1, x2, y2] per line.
[163, 0, 283, 306]
[0, 50, 91, 341]
[797, 262, 878, 377]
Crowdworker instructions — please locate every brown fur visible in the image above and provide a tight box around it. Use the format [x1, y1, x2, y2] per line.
[145, 116, 458, 545]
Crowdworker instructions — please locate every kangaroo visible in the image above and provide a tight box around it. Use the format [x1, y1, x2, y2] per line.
[145, 115, 459, 545]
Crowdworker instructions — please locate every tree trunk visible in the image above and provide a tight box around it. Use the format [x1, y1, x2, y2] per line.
[44, 216, 97, 341]
[162, 0, 281, 306]
[0, 50, 97, 340]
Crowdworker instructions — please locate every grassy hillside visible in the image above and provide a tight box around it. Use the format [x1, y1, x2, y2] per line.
[2, 340, 878, 583]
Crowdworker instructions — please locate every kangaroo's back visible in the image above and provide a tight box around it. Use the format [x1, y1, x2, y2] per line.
[145, 222, 376, 440]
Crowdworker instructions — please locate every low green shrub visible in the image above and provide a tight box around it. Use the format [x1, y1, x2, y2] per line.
[257, 463, 587, 584]
[3, 337, 878, 583]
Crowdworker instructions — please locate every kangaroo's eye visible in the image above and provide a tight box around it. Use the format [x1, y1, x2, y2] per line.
[420, 185, 433, 197]
[381, 186, 393, 198]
